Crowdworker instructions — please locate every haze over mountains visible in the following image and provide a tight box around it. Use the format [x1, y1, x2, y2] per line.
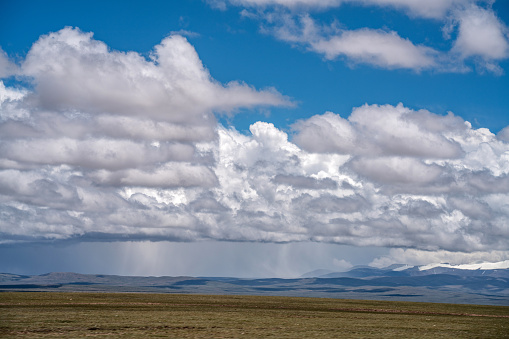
[2, 262, 508, 306]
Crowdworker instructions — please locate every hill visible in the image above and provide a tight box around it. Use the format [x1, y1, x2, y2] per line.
[1, 265, 508, 306]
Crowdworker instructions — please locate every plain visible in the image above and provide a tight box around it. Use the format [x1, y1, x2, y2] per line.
[1, 292, 508, 338]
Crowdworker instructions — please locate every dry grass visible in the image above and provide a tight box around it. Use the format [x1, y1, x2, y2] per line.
[1, 292, 508, 338]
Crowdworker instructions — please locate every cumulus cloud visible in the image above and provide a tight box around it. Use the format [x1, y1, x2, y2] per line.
[1, 138, 197, 170]
[1, 29, 509, 266]
[451, 5, 509, 73]
[89, 164, 218, 188]
[498, 126, 509, 142]
[349, 157, 444, 185]
[0, 28, 291, 243]
[0, 48, 19, 78]
[22, 28, 290, 120]
[0, 82, 28, 121]
[203, 104, 508, 254]
[453, 5, 509, 60]
[293, 103, 464, 158]
[370, 248, 509, 268]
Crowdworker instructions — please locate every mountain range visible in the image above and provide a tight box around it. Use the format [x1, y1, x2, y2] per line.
[1, 263, 508, 306]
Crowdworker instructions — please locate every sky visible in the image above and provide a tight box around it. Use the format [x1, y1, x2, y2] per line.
[0, 0, 509, 278]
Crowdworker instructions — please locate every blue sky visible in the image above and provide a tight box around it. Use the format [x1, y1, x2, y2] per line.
[1, 0, 509, 277]
[2, 0, 508, 132]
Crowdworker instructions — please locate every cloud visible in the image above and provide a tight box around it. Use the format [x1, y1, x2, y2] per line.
[203, 108, 509, 255]
[220, 0, 471, 18]
[293, 103, 464, 158]
[349, 157, 444, 185]
[498, 126, 509, 142]
[219, 0, 343, 10]
[356, 0, 471, 19]
[0, 28, 292, 243]
[268, 14, 438, 71]
[22, 28, 291, 120]
[370, 248, 509, 268]
[0, 48, 18, 78]
[3, 88, 509, 254]
[273, 174, 338, 189]
[451, 5, 509, 73]
[1, 138, 196, 170]
[0, 82, 29, 121]
[310, 29, 437, 70]
[214, 1, 509, 73]
[332, 258, 353, 271]
[1, 29, 509, 266]
[89, 163, 218, 188]
[1, 26, 290, 171]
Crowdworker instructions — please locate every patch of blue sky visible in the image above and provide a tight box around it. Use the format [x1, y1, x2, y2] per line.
[1, 0, 508, 132]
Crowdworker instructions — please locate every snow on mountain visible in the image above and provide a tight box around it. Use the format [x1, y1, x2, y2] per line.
[418, 260, 509, 271]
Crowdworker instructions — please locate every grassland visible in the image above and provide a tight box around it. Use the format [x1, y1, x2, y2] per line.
[1, 292, 508, 338]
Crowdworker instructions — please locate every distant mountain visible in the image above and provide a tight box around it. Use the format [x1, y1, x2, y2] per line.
[1, 265, 508, 306]
[302, 261, 509, 279]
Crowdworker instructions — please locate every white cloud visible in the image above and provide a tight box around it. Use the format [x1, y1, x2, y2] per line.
[0, 81, 29, 121]
[203, 107, 509, 254]
[3, 89, 509, 255]
[89, 163, 218, 188]
[215, 1, 509, 73]
[498, 126, 509, 142]
[22, 28, 290, 121]
[451, 5, 509, 73]
[453, 5, 509, 60]
[370, 248, 509, 268]
[1, 138, 196, 170]
[293, 103, 464, 158]
[311, 29, 437, 70]
[0, 48, 18, 78]
[1, 29, 509, 269]
[332, 258, 353, 271]
[222, 0, 471, 18]
[349, 157, 444, 185]
[269, 15, 438, 71]
[0, 28, 293, 244]
[1, 26, 290, 171]
[291, 112, 356, 153]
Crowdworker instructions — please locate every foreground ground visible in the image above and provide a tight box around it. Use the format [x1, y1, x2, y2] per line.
[1, 292, 508, 338]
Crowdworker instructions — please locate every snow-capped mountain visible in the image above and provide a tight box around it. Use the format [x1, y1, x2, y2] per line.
[302, 260, 509, 278]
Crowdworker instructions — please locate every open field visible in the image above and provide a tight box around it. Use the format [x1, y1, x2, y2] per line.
[1, 292, 508, 338]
